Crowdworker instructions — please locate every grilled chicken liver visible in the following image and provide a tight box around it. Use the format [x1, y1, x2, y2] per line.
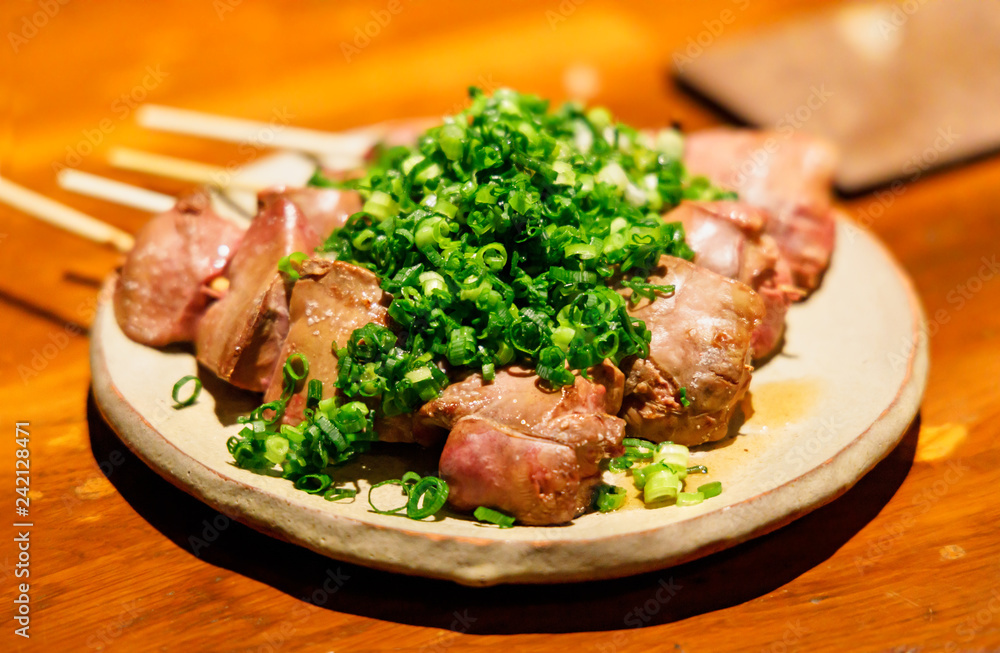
[262, 258, 391, 423]
[684, 128, 837, 293]
[423, 364, 626, 525]
[196, 194, 318, 392]
[670, 200, 797, 359]
[113, 191, 243, 347]
[274, 186, 362, 239]
[620, 256, 764, 446]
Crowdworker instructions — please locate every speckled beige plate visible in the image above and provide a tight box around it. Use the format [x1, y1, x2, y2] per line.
[90, 214, 928, 586]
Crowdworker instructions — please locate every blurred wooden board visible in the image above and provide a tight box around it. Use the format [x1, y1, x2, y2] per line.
[675, 0, 1000, 193]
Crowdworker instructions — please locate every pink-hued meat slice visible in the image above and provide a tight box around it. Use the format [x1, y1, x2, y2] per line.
[684, 128, 837, 292]
[421, 363, 626, 524]
[266, 186, 362, 242]
[439, 416, 602, 526]
[262, 258, 390, 424]
[196, 193, 318, 392]
[113, 191, 243, 347]
[621, 256, 764, 446]
[669, 200, 798, 358]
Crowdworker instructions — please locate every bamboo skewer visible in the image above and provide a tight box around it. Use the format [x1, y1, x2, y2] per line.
[57, 168, 251, 225]
[7, 108, 396, 253]
[108, 147, 250, 189]
[0, 177, 134, 252]
[57, 169, 176, 214]
[136, 104, 380, 158]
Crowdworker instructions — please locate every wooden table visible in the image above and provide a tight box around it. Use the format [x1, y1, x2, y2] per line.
[2, 1, 999, 651]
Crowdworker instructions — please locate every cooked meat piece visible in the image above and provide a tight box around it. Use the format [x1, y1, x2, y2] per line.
[684, 128, 837, 293]
[262, 258, 390, 423]
[620, 256, 764, 446]
[268, 186, 362, 241]
[439, 416, 602, 526]
[422, 363, 626, 524]
[113, 191, 243, 346]
[669, 200, 798, 358]
[196, 194, 318, 392]
[416, 362, 624, 443]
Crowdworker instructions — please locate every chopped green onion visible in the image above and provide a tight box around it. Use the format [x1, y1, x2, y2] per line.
[608, 456, 633, 472]
[653, 442, 689, 468]
[595, 484, 627, 512]
[473, 506, 515, 528]
[698, 481, 723, 499]
[230, 88, 732, 515]
[406, 476, 449, 520]
[171, 375, 201, 408]
[284, 353, 309, 382]
[323, 487, 358, 502]
[631, 463, 657, 490]
[367, 479, 409, 515]
[277, 251, 308, 280]
[317, 88, 713, 417]
[263, 435, 289, 465]
[676, 491, 704, 507]
[294, 474, 332, 494]
[643, 468, 682, 504]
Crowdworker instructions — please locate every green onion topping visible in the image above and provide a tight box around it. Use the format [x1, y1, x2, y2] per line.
[473, 506, 516, 528]
[171, 375, 202, 408]
[314, 87, 729, 416]
[595, 484, 628, 512]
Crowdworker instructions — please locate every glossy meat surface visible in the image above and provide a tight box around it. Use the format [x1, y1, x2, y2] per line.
[113, 192, 243, 346]
[267, 186, 362, 242]
[196, 194, 317, 392]
[262, 258, 390, 423]
[621, 256, 763, 446]
[425, 363, 626, 524]
[684, 128, 837, 292]
[670, 200, 796, 358]
[439, 416, 602, 526]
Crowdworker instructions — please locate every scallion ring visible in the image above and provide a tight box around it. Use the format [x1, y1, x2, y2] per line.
[406, 476, 449, 520]
[171, 375, 201, 408]
[473, 506, 515, 528]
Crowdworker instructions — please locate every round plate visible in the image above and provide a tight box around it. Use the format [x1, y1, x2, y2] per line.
[90, 215, 928, 586]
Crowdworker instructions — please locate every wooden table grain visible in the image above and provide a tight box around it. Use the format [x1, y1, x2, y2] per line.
[2, 1, 999, 651]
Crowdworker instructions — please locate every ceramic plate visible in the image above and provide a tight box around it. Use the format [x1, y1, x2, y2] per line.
[90, 214, 928, 586]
